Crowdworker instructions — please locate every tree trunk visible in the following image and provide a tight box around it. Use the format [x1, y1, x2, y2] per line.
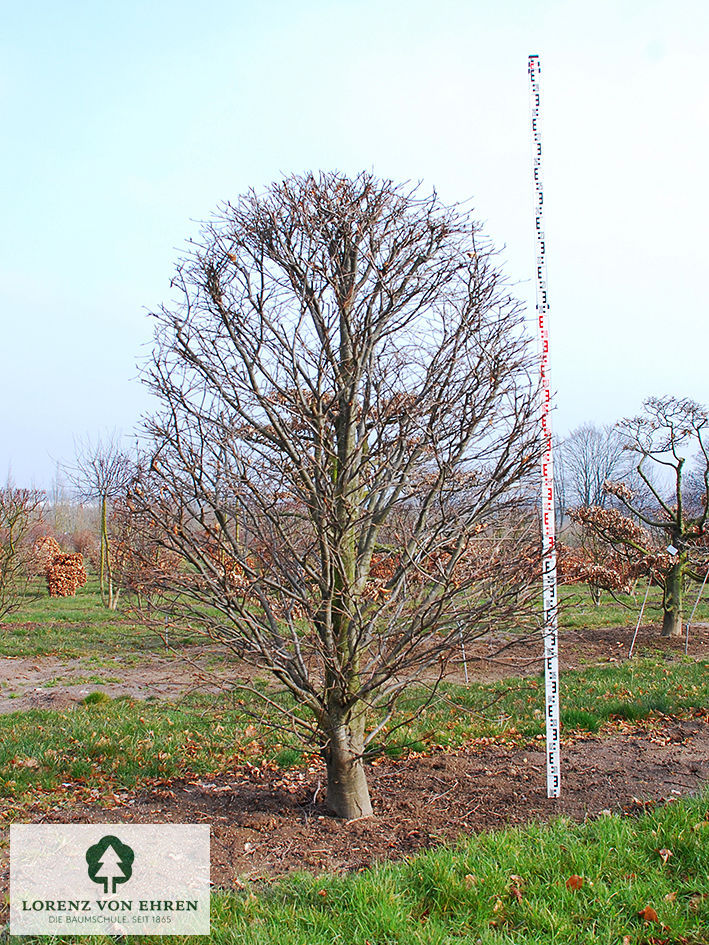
[99, 496, 121, 611]
[99, 497, 107, 604]
[323, 721, 372, 819]
[662, 559, 683, 638]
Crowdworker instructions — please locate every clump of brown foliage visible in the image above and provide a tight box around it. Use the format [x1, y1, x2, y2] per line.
[46, 552, 87, 597]
[568, 505, 673, 577]
[32, 535, 62, 575]
[557, 541, 649, 595]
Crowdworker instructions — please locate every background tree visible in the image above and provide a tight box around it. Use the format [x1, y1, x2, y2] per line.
[572, 397, 709, 637]
[557, 422, 640, 603]
[553, 434, 568, 533]
[0, 486, 44, 620]
[138, 171, 541, 818]
[560, 423, 630, 510]
[68, 434, 133, 610]
[558, 514, 658, 605]
[46, 463, 97, 553]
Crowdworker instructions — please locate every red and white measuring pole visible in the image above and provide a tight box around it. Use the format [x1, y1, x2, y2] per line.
[528, 54, 561, 798]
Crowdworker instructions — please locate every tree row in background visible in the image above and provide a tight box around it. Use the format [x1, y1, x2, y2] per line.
[21, 391, 707, 645]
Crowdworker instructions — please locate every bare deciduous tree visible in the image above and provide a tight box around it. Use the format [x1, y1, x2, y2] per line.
[553, 435, 569, 533]
[560, 423, 629, 510]
[138, 172, 542, 818]
[573, 397, 709, 637]
[68, 434, 133, 610]
[0, 487, 44, 620]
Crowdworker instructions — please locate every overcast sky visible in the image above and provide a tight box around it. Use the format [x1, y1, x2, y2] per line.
[2, 0, 707, 487]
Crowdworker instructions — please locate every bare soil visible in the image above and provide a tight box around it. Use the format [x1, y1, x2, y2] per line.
[446, 621, 709, 683]
[1, 622, 707, 713]
[24, 715, 709, 889]
[0, 647, 235, 713]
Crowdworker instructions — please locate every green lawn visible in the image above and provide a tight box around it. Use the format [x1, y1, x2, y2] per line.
[2, 581, 708, 942]
[0, 654, 706, 812]
[1, 580, 707, 812]
[560, 582, 709, 630]
[0, 575, 199, 658]
[3, 576, 709, 660]
[8, 790, 709, 944]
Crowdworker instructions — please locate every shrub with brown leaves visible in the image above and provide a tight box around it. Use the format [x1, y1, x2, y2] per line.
[46, 552, 88, 598]
[32, 535, 62, 576]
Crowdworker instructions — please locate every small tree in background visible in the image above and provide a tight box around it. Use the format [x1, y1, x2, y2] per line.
[137, 171, 543, 818]
[32, 535, 62, 575]
[0, 487, 44, 620]
[557, 536, 647, 605]
[571, 397, 709, 637]
[68, 434, 133, 610]
[46, 552, 88, 597]
[105, 496, 181, 606]
[561, 509, 663, 605]
[560, 423, 628, 510]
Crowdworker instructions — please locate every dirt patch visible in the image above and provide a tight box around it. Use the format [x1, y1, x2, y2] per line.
[442, 622, 709, 684]
[0, 648, 237, 714]
[21, 715, 709, 889]
[1, 623, 707, 713]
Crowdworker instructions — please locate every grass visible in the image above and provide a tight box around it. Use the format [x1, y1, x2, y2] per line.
[80, 690, 112, 705]
[0, 654, 706, 811]
[4, 575, 709, 661]
[0, 580, 707, 809]
[382, 654, 709, 755]
[560, 582, 709, 630]
[0, 574, 200, 658]
[0, 694, 261, 808]
[41, 674, 121, 688]
[8, 790, 709, 943]
[1, 582, 708, 942]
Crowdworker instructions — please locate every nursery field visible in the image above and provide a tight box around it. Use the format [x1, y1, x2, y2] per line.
[1, 582, 708, 943]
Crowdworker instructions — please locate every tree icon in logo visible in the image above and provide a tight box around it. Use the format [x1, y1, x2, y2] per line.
[86, 835, 134, 894]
